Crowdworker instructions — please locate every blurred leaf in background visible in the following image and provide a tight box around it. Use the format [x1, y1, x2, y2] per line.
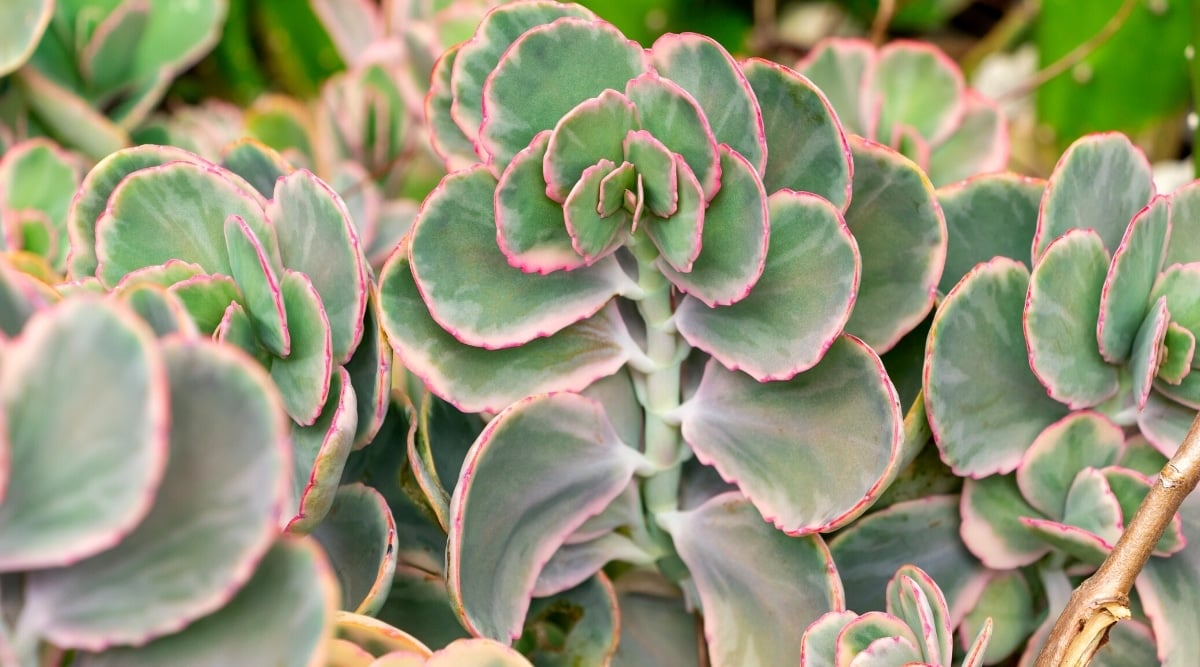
[1036, 0, 1189, 155]
[579, 0, 752, 51]
[833, 0, 973, 31]
[176, 0, 344, 105]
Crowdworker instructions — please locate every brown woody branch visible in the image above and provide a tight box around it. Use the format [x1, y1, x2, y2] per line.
[1035, 411, 1200, 666]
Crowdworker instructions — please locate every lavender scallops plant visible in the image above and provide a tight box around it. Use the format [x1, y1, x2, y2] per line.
[379, 1, 948, 663]
[63, 143, 392, 537]
[797, 38, 1009, 187]
[925, 132, 1200, 663]
[0, 257, 339, 665]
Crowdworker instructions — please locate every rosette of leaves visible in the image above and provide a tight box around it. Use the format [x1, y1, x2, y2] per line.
[958, 412, 1179, 663]
[796, 38, 1008, 187]
[1, 0, 228, 160]
[0, 262, 338, 665]
[63, 143, 391, 535]
[0, 138, 82, 277]
[926, 133, 1200, 477]
[136, 83, 425, 271]
[925, 132, 1200, 662]
[800, 564, 991, 667]
[378, 2, 949, 664]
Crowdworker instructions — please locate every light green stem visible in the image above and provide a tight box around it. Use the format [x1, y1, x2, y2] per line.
[630, 238, 686, 517]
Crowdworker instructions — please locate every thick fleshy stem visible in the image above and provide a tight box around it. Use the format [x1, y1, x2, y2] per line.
[629, 237, 687, 519]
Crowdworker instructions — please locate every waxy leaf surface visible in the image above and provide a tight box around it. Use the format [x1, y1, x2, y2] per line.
[24, 338, 289, 649]
[449, 2, 595, 141]
[270, 271, 333, 426]
[1024, 229, 1117, 407]
[926, 258, 1069, 476]
[313, 483, 397, 616]
[676, 190, 857, 382]
[268, 170, 368, 365]
[1033, 133, 1154, 260]
[681, 335, 901, 534]
[94, 161, 268, 286]
[0, 299, 166, 570]
[379, 247, 631, 414]
[659, 492, 843, 667]
[286, 368, 357, 534]
[658, 146, 767, 306]
[410, 167, 631, 349]
[843, 137, 945, 352]
[830, 496, 988, 626]
[1097, 196, 1170, 363]
[478, 18, 645, 169]
[76, 537, 337, 667]
[648, 33, 766, 173]
[447, 393, 642, 640]
[743, 58, 850, 208]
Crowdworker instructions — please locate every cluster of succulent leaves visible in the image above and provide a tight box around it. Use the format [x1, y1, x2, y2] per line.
[800, 565, 992, 667]
[3, 0, 1200, 665]
[796, 37, 1008, 188]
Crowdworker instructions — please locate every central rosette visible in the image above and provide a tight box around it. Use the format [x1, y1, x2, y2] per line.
[495, 75, 726, 276]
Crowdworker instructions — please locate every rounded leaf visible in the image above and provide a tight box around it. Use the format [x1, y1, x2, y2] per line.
[676, 190, 858, 382]
[313, 484, 397, 616]
[74, 537, 338, 667]
[447, 393, 643, 640]
[0, 0, 52, 76]
[268, 170, 369, 365]
[659, 492, 843, 667]
[378, 245, 633, 414]
[478, 18, 646, 169]
[94, 161, 270, 286]
[648, 33, 766, 173]
[1096, 196, 1171, 364]
[1024, 228, 1118, 407]
[1015, 411, 1124, 518]
[829, 496, 988, 627]
[285, 368, 357, 533]
[843, 136, 945, 352]
[926, 258, 1070, 477]
[680, 335, 902, 534]
[270, 270, 334, 426]
[658, 146, 768, 307]
[937, 172, 1042, 294]
[742, 58, 851, 208]
[23, 337, 290, 649]
[449, 1, 596, 142]
[410, 166, 632, 349]
[1033, 133, 1154, 261]
[0, 299, 167, 570]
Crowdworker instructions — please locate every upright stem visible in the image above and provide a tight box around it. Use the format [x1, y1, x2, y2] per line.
[1035, 411, 1200, 666]
[630, 238, 685, 517]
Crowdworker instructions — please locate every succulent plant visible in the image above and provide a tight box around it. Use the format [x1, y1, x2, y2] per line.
[136, 81, 431, 271]
[800, 564, 992, 667]
[0, 0, 229, 160]
[373, 1, 958, 663]
[0, 138, 83, 276]
[921, 131, 1200, 662]
[927, 132, 1200, 478]
[796, 38, 1009, 187]
[0, 259, 338, 665]
[63, 144, 391, 535]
